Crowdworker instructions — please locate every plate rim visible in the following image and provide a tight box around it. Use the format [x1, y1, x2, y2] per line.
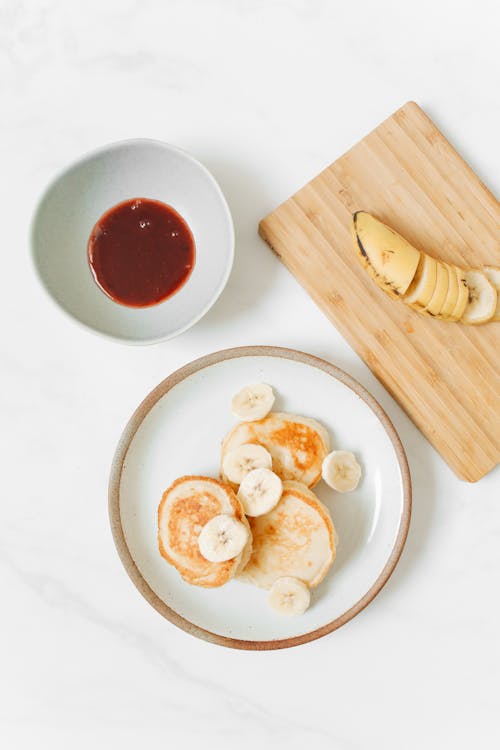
[109, 345, 412, 650]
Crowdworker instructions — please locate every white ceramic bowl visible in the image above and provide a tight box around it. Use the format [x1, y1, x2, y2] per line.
[31, 139, 234, 344]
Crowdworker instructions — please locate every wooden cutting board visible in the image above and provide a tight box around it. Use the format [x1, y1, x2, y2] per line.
[259, 101, 500, 482]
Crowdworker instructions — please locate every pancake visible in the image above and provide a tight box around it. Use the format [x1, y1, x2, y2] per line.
[158, 476, 252, 588]
[238, 480, 337, 590]
[221, 412, 329, 488]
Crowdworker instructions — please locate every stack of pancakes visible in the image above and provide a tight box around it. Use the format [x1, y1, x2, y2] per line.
[158, 412, 337, 591]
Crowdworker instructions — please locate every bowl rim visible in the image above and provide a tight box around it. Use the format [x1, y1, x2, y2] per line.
[30, 137, 235, 345]
[108, 345, 412, 650]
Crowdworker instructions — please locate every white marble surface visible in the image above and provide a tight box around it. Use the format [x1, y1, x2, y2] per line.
[2, 1, 500, 747]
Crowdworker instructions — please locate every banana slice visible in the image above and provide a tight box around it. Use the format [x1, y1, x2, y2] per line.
[198, 514, 249, 563]
[322, 450, 361, 492]
[483, 266, 500, 321]
[352, 212, 420, 298]
[237, 468, 283, 517]
[461, 269, 497, 325]
[231, 384, 275, 421]
[425, 260, 449, 316]
[450, 266, 469, 320]
[269, 576, 311, 615]
[222, 443, 272, 485]
[437, 263, 459, 319]
[404, 254, 437, 311]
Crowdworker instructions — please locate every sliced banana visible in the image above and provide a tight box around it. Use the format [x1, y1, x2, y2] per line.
[483, 266, 500, 321]
[352, 211, 500, 327]
[404, 254, 437, 310]
[269, 576, 311, 615]
[437, 263, 459, 319]
[237, 468, 282, 517]
[461, 269, 497, 325]
[425, 260, 449, 316]
[231, 383, 275, 421]
[352, 211, 421, 298]
[322, 450, 361, 492]
[222, 443, 272, 485]
[450, 266, 469, 320]
[198, 514, 249, 563]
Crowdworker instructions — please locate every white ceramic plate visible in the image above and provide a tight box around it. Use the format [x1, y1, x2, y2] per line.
[31, 139, 234, 344]
[110, 347, 411, 649]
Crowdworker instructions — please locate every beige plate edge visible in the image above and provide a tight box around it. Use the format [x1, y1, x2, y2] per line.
[108, 345, 412, 650]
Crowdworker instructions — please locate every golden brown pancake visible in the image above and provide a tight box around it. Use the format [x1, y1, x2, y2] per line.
[238, 480, 336, 590]
[158, 476, 252, 587]
[221, 412, 330, 488]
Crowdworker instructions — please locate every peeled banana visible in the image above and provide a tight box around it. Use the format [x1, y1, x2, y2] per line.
[231, 383, 275, 421]
[482, 267, 500, 321]
[222, 443, 272, 485]
[438, 264, 459, 319]
[461, 270, 497, 325]
[352, 212, 499, 325]
[404, 254, 437, 311]
[451, 266, 470, 321]
[198, 514, 250, 563]
[268, 576, 311, 615]
[322, 450, 362, 492]
[237, 468, 283, 517]
[425, 261, 449, 316]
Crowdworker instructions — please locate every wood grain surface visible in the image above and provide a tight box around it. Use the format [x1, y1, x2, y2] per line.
[259, 102, 500, 482]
